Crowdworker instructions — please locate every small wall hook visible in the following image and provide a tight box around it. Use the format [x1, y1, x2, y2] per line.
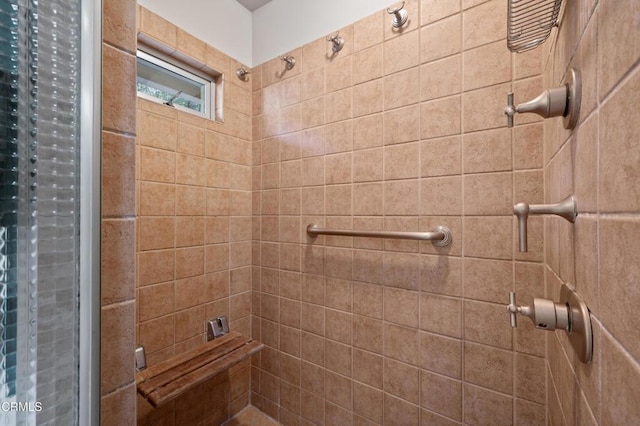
[236, 67, 251, 82]
[280, 55, 296, 70]
[387, 1, 408, 28]
[326, 32, 344, 53]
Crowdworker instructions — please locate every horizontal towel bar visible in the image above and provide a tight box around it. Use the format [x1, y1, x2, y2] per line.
[306, 224, 452, 246]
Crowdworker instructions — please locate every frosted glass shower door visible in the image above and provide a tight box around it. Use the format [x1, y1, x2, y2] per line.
[0, 0, 90, 424]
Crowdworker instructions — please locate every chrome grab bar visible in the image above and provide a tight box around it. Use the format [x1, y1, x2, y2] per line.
[306, 224, 452, 247]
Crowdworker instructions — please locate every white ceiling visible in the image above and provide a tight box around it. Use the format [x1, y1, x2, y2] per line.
[236, 0, 272, 12]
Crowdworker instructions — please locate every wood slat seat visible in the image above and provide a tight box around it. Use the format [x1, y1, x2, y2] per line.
[136, 332, 264, 407]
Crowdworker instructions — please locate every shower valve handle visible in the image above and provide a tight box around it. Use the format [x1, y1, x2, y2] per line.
[505, 93, 515, 128]
[507, 292, 569, 331]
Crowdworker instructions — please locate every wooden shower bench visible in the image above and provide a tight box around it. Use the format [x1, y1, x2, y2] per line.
[136, 332, 264, 407]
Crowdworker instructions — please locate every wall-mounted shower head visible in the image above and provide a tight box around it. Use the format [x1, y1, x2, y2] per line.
[236, 67, 251, 82]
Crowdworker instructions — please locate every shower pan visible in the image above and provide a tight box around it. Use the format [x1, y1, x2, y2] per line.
[0, 0, 100, 424]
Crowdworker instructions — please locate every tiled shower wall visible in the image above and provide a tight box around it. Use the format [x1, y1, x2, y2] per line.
[543, 0, 640, 424]
[250, 0, 549, 423]
[100, 0, 138, 423]
[134, 7, 256, 425]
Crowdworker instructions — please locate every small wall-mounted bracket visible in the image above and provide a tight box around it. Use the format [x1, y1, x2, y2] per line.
[135, 346, 147, 372]
[207, 316, 230, 341]
[507, 283, 592, 363]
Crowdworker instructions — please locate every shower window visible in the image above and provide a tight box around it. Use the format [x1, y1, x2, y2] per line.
[136, 50, 213, 119]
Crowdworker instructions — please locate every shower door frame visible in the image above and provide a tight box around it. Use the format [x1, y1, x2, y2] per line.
[78, 0, 101, 423]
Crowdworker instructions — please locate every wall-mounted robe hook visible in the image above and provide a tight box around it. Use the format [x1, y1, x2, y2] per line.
[326, 32, 344, 53]
[236, 67, 251, 82]
[280, 55, 296, 70]
[387, 1, 408, 28]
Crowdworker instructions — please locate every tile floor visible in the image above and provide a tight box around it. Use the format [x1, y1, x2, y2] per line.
[223, 406, 280, 426]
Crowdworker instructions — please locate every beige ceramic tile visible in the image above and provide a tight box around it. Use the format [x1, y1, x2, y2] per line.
[353, 45, 384, 85]
[513, 123, 543, 170]
[384, 105, 420, 145]
[384, 358, 420, 404]
[420, 95, 461, 139]
[101, 301, 135, 394]
[385, 143, 419, 180]
[463, 258, 512, 304]
[464, 342, 513, 394]
[139, 8, 177, 51]
[463, 384, 513, 426]
[384, 68, 420, 110]
[384, 394, 420, 425]
[353, 382, 383, 423]
[101, 385, 136, 425]
[515, 399, 546, 426]
[140, 147, 175, 184]
[420, 294, 461, 338]
[384, 287, 419, 328]
[175, 246, 204, 279]
[599, 70, 640, 212]
[103, 45, 136, 134]
[102, 132, 136, 217]
[462, 0, 507, 50]
[598, 0, 640, 99]
[421, 0, 460, 25]
[463, 40, 512, 91]
[354, 10, 384, 52]
[384, 322, 420, 366]
[420, 55, 461, 101]
[420, 14, 461, 63]
[464, 216, 513, 260]
[325, 88, 352, 123]
[384, 30, 420, 75]
[384, 180, 419, 216]
[101, 219, 135, 304]
[325, 120, 353, 154]
[420, 136, 461, 177]
[600, 218, 640, 361]
[419, 331, 462, 379]
[463, 128, 511, 173]
[420, 176, 462, 216]
[353, 79, 383, 118]
[326, 55, 353, 94]
[138, 282, 174, 323]
[514, 353, 546, 405]
[601, 330, 640, 425]
[420, 370, 462, 420]
[354, 114, 384, 150]
[420, 254, 462, 297]
[138, 217, 175, 251]
[463, 83, 511, 132]
[464, 300, 512, 349]
[104, 0, 136, 53]
[464, 172, 513, 215]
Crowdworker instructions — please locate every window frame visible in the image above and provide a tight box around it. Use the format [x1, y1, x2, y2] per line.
[136, 49, 214, 120]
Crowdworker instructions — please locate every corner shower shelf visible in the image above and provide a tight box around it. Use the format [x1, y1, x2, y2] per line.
[136, 332, 264, 407]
